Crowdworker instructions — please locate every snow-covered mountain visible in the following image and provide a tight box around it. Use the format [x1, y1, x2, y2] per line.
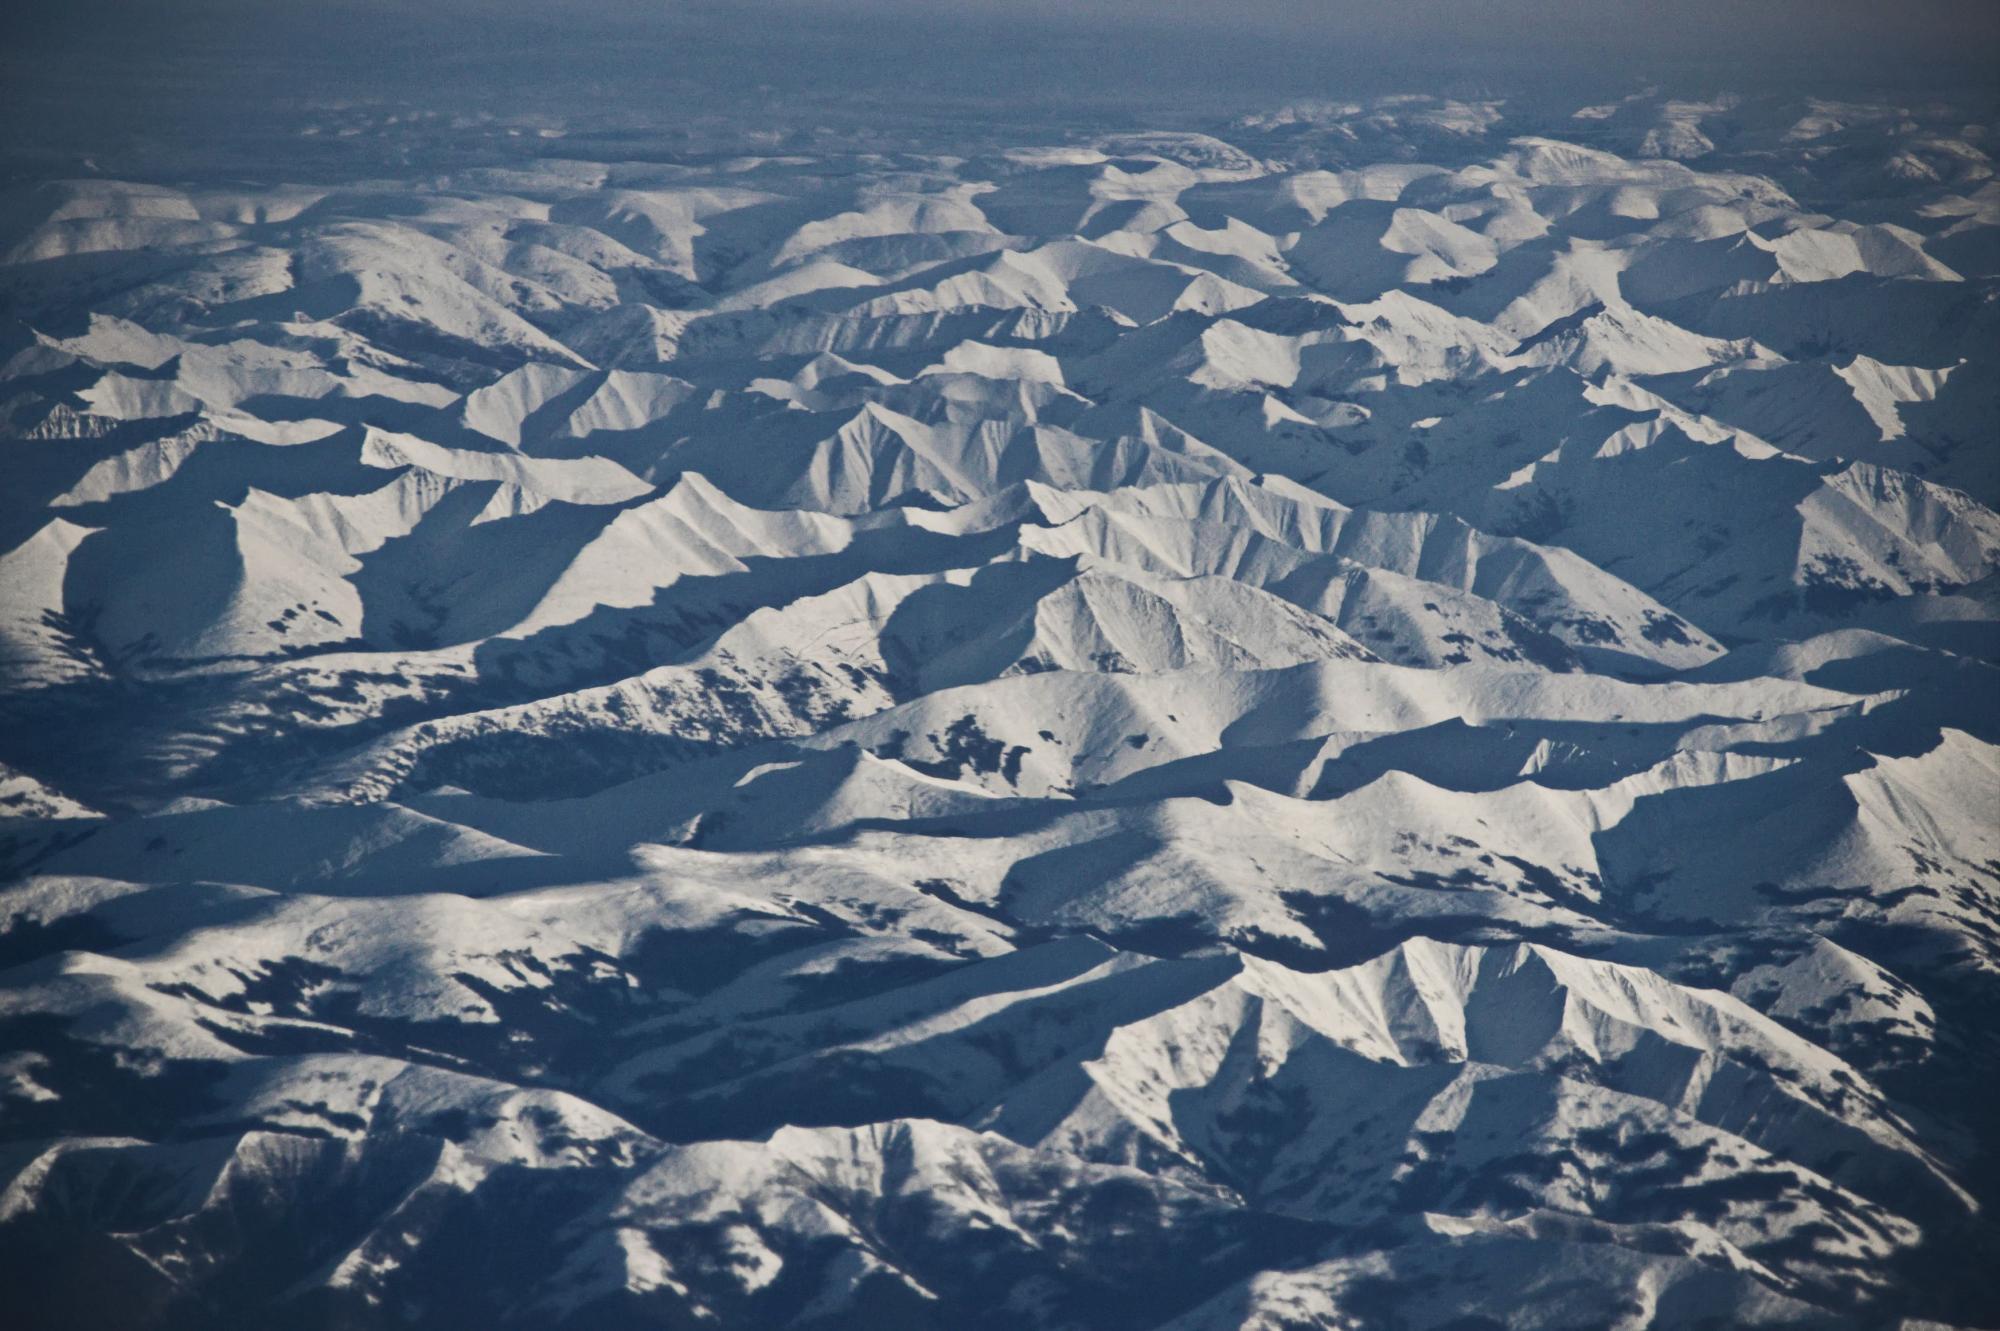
[2, 79, 1998, 1331]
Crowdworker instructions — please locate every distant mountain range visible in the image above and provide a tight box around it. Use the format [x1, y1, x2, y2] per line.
[2, 87, 1997, 1330]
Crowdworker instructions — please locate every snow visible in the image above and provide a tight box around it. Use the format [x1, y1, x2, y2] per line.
[0, 78, 1995, 1331]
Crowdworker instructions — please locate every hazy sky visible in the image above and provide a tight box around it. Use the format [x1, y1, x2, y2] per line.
[12, 0, 2000, 74]
[4, 0, 1996, 179]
